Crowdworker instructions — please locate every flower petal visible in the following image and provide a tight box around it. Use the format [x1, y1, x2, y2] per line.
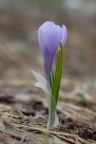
[38, 21, 67, 81]
[38, 22, 55, 60]
[62, 25, 67, 46]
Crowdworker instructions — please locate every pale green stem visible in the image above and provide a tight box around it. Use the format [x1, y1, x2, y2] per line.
[47, 95, 59, 129]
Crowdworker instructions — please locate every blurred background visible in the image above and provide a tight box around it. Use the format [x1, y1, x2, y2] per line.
[0, 0, 96, 80]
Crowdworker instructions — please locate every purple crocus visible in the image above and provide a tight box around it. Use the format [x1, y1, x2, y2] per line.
[38, 21, 67, 81]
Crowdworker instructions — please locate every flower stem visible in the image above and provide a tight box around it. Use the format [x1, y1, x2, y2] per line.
[47, 95, 59, 129]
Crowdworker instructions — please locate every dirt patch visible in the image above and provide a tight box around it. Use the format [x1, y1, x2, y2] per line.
[0, 79, 96, 144]
[0, 97, 96, 144]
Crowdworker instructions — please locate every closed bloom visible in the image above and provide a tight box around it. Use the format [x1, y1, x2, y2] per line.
[38, 21, 67, 81]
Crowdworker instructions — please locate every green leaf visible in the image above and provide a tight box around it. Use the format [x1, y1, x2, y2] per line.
[50, 69, 54, 90]
[52, 41, 63, 104]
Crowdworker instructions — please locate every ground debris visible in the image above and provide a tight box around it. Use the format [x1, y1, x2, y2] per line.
[0, 79, 96, 144]
[0, 100, 95, 144]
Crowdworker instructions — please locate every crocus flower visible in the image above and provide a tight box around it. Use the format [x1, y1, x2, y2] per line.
[32, 21, 67, 129]
[38, 21, 67, 81]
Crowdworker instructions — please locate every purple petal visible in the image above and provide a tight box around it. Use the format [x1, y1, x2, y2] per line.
[38, 22, 55, 59]
[38, 21, 67, 81]
[62, 25, 67, 46]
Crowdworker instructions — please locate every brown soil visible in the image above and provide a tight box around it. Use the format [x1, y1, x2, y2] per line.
[0, 80, 96, 144]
